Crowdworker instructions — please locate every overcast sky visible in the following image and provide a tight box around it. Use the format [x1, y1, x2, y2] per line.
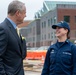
[0, 0, 76, 22]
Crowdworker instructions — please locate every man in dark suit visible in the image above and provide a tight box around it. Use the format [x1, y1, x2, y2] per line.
[0, 1, 26, 75]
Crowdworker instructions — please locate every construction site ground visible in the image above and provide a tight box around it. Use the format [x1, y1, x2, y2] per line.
[25, 71, 41, 75]
[23, 59, 44, 75]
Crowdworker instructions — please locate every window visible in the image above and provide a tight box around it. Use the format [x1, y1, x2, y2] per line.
[42, 22, 43, 28]
[33, 27, 35, 35]
[64, 16, 70, 23]
[51, 36, 53, 39]
[44, 21, 46, 28]
[75, 31, 76, 37]
[75, 16, 76, 23]
[33, 37, 35, 41]
[51, 18, 53, 25]
[54, 16, 56, 24]
[42, 35, 43, 40]
[48, 33, 50, 39]
[44, 34, 46, 40]
[48, 19, 50, 26]
[51, 32, 53, 39]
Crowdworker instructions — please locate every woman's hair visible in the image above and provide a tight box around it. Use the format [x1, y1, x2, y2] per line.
[64, 28, 70, 39]
[67, 31, 70, 39]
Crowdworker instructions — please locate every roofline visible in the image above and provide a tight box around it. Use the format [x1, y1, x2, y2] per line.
[43, 1, 50, 11]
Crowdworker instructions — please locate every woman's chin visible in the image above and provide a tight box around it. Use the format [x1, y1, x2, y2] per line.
[56, 34, 59, 37]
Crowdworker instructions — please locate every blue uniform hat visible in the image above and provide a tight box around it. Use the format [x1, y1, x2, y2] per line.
[52, 21, 70, 32]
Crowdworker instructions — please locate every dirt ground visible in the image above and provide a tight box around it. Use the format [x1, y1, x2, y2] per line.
[23, 60, 43, 75]
[25, 71, 41, 75]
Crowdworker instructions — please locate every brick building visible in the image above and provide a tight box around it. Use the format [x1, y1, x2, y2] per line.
[57, 4, 76, 40]
[20, 1, 76, 47]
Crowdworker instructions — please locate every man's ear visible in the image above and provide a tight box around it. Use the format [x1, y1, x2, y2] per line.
[15, 10, 20, 16]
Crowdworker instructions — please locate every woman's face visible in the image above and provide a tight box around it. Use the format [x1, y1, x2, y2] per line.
[55, 26, 68, 38]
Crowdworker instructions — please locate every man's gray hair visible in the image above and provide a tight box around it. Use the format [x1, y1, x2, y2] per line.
[8, 1, 25, 15]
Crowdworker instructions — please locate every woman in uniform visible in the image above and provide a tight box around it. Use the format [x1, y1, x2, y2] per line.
[41, 21, 76, 75]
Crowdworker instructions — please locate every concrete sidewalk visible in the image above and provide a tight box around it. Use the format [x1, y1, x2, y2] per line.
[23, 60, 43, 72]
[25, 71, 41, 75]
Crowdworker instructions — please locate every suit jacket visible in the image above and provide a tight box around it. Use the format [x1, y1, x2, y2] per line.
[0, 18, 26, 75]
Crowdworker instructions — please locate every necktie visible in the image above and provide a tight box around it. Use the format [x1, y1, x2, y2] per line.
[16, 27, 20, 37]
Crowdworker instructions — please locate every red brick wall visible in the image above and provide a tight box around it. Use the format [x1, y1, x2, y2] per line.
[57, 8, 76, 30]
[57, 8, 76, 40]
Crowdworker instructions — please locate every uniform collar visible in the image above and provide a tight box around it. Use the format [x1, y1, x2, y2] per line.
[65, 39, 70, 44]
[56, 39, 69, 48]
[56, 39, 69, 43]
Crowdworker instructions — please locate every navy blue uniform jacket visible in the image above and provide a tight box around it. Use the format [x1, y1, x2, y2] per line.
[41, 40, 76, 75]
[0, 18, 26, 75]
